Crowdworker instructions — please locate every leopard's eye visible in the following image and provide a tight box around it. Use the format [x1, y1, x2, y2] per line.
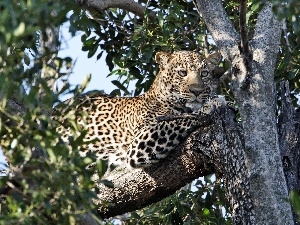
[178, 69, 187, 77]
[201, 70, 209, 77]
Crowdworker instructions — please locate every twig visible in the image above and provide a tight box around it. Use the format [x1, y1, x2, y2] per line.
[239, 0, 249, 55]
[239, 0, 253, 90]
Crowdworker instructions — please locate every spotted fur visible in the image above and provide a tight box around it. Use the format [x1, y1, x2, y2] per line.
[54, 51, 222, 168]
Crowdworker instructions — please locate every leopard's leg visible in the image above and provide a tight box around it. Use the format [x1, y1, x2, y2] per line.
[126, 116, 202, 168]
[196, 95, 228, 115]
[126, 96, 228, 168]
[201, 95, 238, 114]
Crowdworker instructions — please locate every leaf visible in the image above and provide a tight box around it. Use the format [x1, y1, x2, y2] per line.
[13, 22, 25, 36]
[105, 54, 114, 71]
[158, 11, 164, 28]
[129, 67, 143, 79]
[110, 89, 121, 97]
[202, 208, 210, 216]
[97, 51, 104, 61]
[87, 43, 98, 58]
[290, 191, 300, 214]
[111, 80, 130, 95]
[130, 212, 141, 219]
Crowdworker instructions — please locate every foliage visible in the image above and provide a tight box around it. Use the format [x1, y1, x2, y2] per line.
[0, 0, 108, 224]
[274, 2, 300, 105]
[125, 176, 231, 225]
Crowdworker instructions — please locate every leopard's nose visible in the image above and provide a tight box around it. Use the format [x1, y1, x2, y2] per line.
[189, 86, 210, 96]
[189, 88, 202, 96]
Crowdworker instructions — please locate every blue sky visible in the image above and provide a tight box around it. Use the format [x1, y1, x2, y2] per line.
[58, 22, 114, 96]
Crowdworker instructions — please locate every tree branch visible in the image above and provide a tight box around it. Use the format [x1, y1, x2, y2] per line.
[278, 81, 300, 223]
[93, 107, 254, 224]
[195, 0, 240, 62]
[243, 5, 294, 224]
[238, 0, 253, 91]
[76, 0, 156, 20]
[251, 3, 282, 80]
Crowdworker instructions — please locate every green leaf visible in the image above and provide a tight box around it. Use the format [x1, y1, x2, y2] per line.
[13, 22, 25, 37]
[202, 208, 210, 216]
[105, 54, 114, 71]
[158, 11, 164, 28]
[97, 51, 104, 60]
[130, 212, 141, 219]
[290, 191, 300, 214]
[111, 80, 130, 95]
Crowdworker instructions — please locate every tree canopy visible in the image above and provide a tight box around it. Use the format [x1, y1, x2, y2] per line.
[0, 0, 300, 224]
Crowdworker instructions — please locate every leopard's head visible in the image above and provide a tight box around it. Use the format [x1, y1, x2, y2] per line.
[152, 51, 221, 111]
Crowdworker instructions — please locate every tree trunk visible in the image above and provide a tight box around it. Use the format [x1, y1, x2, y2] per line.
[278, 81, 300, 223]
[196, 0, 294, 224]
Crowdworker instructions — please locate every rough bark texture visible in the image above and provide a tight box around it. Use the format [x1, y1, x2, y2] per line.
[195, 0, 240, 62]
[238, 5, 293, 224]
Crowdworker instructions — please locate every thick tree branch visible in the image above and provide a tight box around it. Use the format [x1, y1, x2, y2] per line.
[251, 3, 282, 85]
[195, 0, 240, 62]
[241, 4, 293, 225]
[93, 107, 254, 224]
[76, 0, 156, 20]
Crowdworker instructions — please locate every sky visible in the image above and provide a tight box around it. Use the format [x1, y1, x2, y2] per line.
[58, 22, 114, 97]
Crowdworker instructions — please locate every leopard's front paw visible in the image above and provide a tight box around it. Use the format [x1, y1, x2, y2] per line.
[199, 102, 216, 115]
[198, 95, 226, 115]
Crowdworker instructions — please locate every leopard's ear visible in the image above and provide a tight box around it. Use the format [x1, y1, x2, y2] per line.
[155, 52, 172, 68]
[206, 52, 221, 70]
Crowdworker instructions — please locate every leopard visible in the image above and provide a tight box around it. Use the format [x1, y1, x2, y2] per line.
[54, 51, 223, 168]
